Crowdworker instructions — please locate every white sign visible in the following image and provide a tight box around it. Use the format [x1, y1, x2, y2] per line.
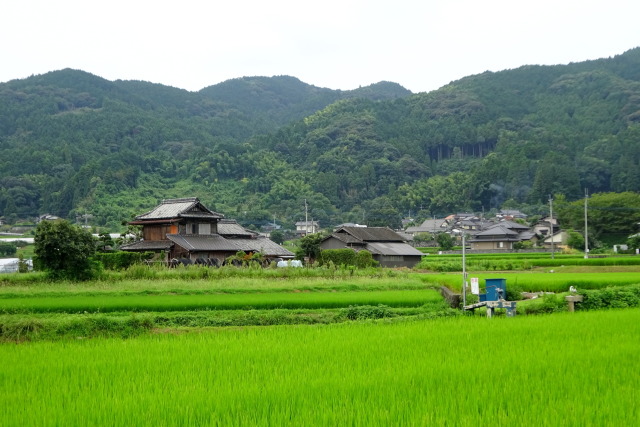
[470, 277, 480, 295]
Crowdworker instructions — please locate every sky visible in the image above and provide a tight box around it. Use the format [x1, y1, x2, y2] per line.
[2, 0, 639, 94]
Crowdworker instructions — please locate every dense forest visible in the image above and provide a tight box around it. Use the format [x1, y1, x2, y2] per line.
[1, 48, 639, 231]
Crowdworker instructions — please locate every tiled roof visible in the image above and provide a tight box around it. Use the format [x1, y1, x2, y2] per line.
[218, 220, 256, 237]
[166, 234, 294, 257]
[120, 240, 173, 251]
[135, 198, 223, 221]
[365, 242, 424, 256]
[336, 227, 406, 242]
[167, 234, 238, 251]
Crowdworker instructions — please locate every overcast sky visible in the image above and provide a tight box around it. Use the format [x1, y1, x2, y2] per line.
[2, 0, 639, 93]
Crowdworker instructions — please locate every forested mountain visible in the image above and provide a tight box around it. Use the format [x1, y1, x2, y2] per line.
[1, 48, 639, 231]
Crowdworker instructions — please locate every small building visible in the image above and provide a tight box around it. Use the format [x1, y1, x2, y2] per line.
[121, 198, 293, 263]
[542, 231, 570, 250]
[405, 218, 448, 235]
[295, 220, 320, 235]
[468, 221, 533, 250]
[320, 226, 424, 268]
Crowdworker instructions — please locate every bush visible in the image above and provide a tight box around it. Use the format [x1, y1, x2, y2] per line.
[355, 250, 378, 268]
[0, 241, 17, 256]
[320, 249, 356, 267]
[93, 251, 154, 270]
[581, 285, 640, 310]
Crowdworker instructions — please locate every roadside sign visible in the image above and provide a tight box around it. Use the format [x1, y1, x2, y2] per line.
[470, 277, 479, 295]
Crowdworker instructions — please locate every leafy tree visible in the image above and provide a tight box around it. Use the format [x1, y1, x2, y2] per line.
[566, 229, 586, 250]
[34, 220, 98, 280]
[0, 241, 17, 256]
[627, 234, 640, 250]
[295, 232, 326, 262]
[557, 192, 640, 239]
[270, 230, 285, 244]
[413, 232, 434, 245]
[436, 233, 455, 251]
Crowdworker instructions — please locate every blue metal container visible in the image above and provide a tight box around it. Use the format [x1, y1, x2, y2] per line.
[484, 278, 507, 301]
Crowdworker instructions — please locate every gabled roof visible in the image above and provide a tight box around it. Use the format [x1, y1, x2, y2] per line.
[166, 234, 294, 257]
[119, 240, 173, 251]
[498, 220, 530, 231]
[334, 226, 406, 242]
[473, 225, 519, 238]
[133, 198, 223, 222]
[365, 242, 424, 256]
[218, 219, 257, 237]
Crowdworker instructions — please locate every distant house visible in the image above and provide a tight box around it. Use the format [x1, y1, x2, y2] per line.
[320, 226, 424, 268]
[498, 209, 528, 220]
[405, 218, 448, 235]
[468, 221, 534, 250]
[542, 231, 570, 250]
[121, 198, 293, 263]
[533, 217, 559, 237]
[36, 214, 60, 223]
[295, 220, 320, 235]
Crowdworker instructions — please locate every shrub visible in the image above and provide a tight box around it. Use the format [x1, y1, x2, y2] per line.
[320, 249, 356, 267]
[0, 241, 17, 256]
[581, 285, 640, 310]
[355, 250, 378, 268]
[93, 251, 154, 270]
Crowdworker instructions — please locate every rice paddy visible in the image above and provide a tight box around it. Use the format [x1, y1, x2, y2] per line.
[1, 309, 638, 425]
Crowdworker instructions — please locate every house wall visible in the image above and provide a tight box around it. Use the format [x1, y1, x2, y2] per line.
[471, 241, 513, 250]
[320, 238, 353, 250]
[374, 255, 422, 268]
[143, 224, 177, 241]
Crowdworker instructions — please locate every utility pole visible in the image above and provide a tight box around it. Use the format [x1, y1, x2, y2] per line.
[584, 188, 589, 259]
[304, 199, 308, 235]
[549, 196, 555, 259]
[462, 233, 467, 308]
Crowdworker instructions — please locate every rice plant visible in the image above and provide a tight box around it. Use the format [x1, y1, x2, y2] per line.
[1, 309, 638, 425]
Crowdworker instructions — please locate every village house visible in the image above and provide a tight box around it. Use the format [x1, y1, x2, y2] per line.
[121, 198, 293, 264]
[295, 220, 320, 235]
[468, 220, 535, 250]
[320, 226, 424, 268]
[404, 218, 448, 235]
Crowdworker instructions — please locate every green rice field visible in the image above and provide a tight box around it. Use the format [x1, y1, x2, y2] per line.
[420, 271, 640, 293]
[1, 309, 638, 425]
[0, 289, 444, 314]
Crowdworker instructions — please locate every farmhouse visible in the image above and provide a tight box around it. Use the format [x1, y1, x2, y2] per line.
[468, 220, 535, 250]
[320, 226, 424, 268]
[121, 198, 293, 263]
[295, 220, 320, 235]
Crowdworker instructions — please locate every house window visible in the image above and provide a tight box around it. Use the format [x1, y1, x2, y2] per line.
[199, 223, 211, 235]
[188, 223, 199, 234]
[498, 242, 504, 248]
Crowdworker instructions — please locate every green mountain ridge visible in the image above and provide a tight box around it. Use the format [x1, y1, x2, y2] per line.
[0, 48, 639, 230]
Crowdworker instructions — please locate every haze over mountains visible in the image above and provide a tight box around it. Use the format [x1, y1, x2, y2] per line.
[0, 48, 639, 230]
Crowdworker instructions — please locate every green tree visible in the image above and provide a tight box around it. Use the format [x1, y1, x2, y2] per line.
[34, 220, 98, 280]
[295, 232, 326, 262]
[566, 229, 586, 250]
[436, 233, 455, 251]
[270, 230, 285, 244]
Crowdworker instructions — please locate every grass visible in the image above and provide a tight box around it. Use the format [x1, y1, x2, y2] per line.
[417, 271, 640, 293]
[1, 309, 638, 425]
[0, 289, 445, 314]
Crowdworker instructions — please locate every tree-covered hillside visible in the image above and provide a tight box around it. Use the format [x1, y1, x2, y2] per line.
[0, 48, 639, 231]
